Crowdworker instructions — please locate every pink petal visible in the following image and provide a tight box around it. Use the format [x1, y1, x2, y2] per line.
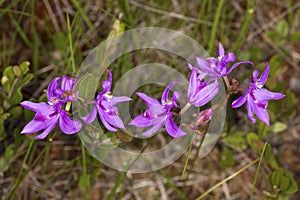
[35, 117, 59, 139]
[226, 52, 236, 62]
[81, 107, 97, 124]
[161, 82, 178, 103]
[196, 57, 216, 75]
[246, 98, 256, 123]
[97, 107, 117, 132]
[141, 121, 164, 137]
[258, 63, 270, 86]
[110, 96, 132, 106]
[21, 119, 45, 134]
[253, 89, 285, 102]
[253, 105, 270, 126]
[191, 81, 219, 107]
[165, 114, 187, 138]
[20, 101, 53, 115]
[129, 114, 152, 127]
[218, 42, 225, 56]
[232, 93, 247, 108]
[136, 92, 161, 108]
[101, 110, 126, 130]
[227, 61, 253, 75]
[188, 69, 197, 101]
[47, 77, 61, 100]
[59, 110, 82, 134]
[102, 70, 112, 93]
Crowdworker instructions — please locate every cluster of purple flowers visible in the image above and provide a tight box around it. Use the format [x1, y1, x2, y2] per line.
[21, 43, 285, 140]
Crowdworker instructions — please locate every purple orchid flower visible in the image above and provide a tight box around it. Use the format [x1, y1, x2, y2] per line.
[81, 70, 132, 132]
[188, 68, 220, 107]
[129, 82, 187, 138]
[192, 42, 254, 79]
[232, 63, 285, 126]
[47, 76, 78, 102]
[20, 76, 82, 139]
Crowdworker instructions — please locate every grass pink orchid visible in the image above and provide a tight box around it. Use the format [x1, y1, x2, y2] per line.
[81, 70, 131, 132]
[193, 42, 254, 79]
[129, 82, 187, 138]
[232, 63, 285, 126]
[20, 76, 82, 139]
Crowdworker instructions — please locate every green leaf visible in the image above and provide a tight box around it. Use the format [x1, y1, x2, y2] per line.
[13, 66, 21, 77]
[284, 178, 298, 194]
[258, 121, 268, 139]
[10, 73, 34, 105]
[220, 147, 235, 169]
[285, 89, 296, 107]
[15, 73, 33, 90]
[264, 144, 279, 169]
[237, 47, 262, 64]
[290, 31, 300, 43]
[0, 112, 10, 122]
[222, 131, 247, 151]
[4, 144, 15, 160]
[247, 132, 263, 153]
[3, 66, 15, 83]
[19, 61, 30, 76]
[268, 168, 298, 195]
[11, 90, 23, 105]
[53, 32, 68, 51]
[75, 73, 98, 100]
[268, 122, 287, 134]
[275, 20, 289, 38]
[9, 106, 22, 119]
[269, 55, 283, 77]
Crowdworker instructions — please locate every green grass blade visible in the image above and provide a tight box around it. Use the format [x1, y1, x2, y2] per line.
[196, 158, 260, 200]
[66, 14, 76, 74]
[208, 0, 225, 54]
[250, 142, 268, 200]
[231, 0, 256, 51]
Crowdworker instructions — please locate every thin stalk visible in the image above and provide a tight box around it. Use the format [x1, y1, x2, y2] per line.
[208, 0, 225, 54]
[196, 158, 260, 200]
[107, 138, 153, 200]
[222, 76, 231, 91]
[181, 138, 194, 179]
[81, 143, 89, 200]
[34, 157, 80, 200]
[7, 139, 34, 199]
[179, 102, 191, 115]
[250, 142, 268, 199]
[231, 0, 256, 51]
[42, 142, 51, 174]
[71, 0, 98, 39]
[6, 132, 56, 200]
[30, 0, 39, 78]
[66, 14, 76, 74]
